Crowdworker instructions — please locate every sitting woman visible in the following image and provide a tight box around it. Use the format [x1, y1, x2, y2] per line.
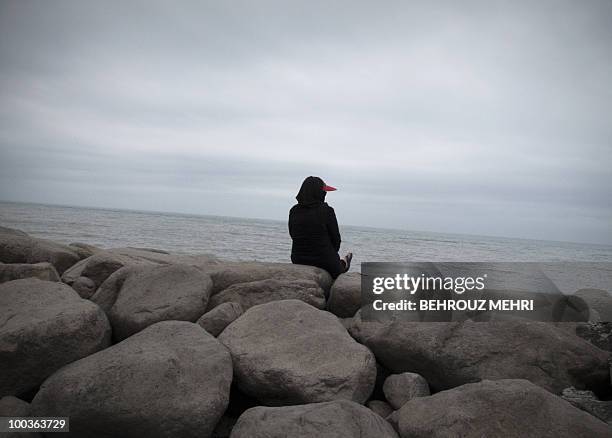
[288, 176, 352, 279]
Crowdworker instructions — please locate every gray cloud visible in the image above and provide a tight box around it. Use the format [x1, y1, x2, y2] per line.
[1, 0, 611, 244]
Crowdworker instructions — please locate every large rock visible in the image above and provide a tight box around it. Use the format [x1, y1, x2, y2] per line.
[71, 275, 97, 299]
[198, 302, 244, 336]
[383, 372, 430, 409]
[219, 300, 376, 405]
[0, 262, 60, 283]
[396, 379, 610, 438]
[31, 321, 232, 438]
[349, 315, 610, 394]
[0, 227, 80, 274]
[207, 261, 333, 295]
[327, 272, 362, 317]
[68, 242, 102, 259]
[91, 264, 213, 341]
[562, 386, 612, 424]
[367, 399, 394, 418]
[230, 399, 399, 438]
[0, 396, 31, 416]
[63, 255, 330, 302]
[0, 278, 111, 397]
[208, 278, 326, 311]
[61, 248, 169, 289]
[0, 396, 41, 438]
[61, 247, 220, 296]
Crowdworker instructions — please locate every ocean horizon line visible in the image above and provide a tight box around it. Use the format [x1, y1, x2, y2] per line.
[1, 199, 609, 250]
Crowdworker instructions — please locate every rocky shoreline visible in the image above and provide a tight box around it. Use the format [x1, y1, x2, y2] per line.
[0, 225, 611, 437]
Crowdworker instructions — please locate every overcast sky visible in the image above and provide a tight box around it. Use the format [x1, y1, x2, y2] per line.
[1, 0, 611, 244]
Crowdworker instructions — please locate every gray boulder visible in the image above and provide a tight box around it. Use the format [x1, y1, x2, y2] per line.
[327, 272, 362, 318]
[230, 399, 399, 438]
[60, 253, 127, 291]
[0, 396, 41, 438]
[68, 242, 102, 259]
[61, 248, 167, 290]
[562, 386, 612, 424]
[349, 315, 610, 394]
[207, 261, 333, 295]
[0, 395, 31, 416]
[61, 247, 220, 295]
[208, 278, 325, 311]
[0, 278, 111, 397]
[383, 372, 430, 409]
[63, 255, 331, 303]
[198, 302, 244, 336]
[91, 264, 213, 341]
[31, 321, 232, 438]
[71, 276, 97, 299]
[0, 262, 59, 283]
[219, 300, 376, 405]
[0, 227, 80, 274]
[367, 399, 394, 418]
[396, 379, 610, 438]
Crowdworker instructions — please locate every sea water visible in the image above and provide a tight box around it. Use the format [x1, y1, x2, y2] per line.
[1, 201, 612, 293]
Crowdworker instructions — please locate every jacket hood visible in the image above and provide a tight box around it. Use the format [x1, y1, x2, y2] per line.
[296, 176, 326, 206]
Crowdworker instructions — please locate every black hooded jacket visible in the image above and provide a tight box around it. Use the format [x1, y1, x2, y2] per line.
[289, 176, 343, 277]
